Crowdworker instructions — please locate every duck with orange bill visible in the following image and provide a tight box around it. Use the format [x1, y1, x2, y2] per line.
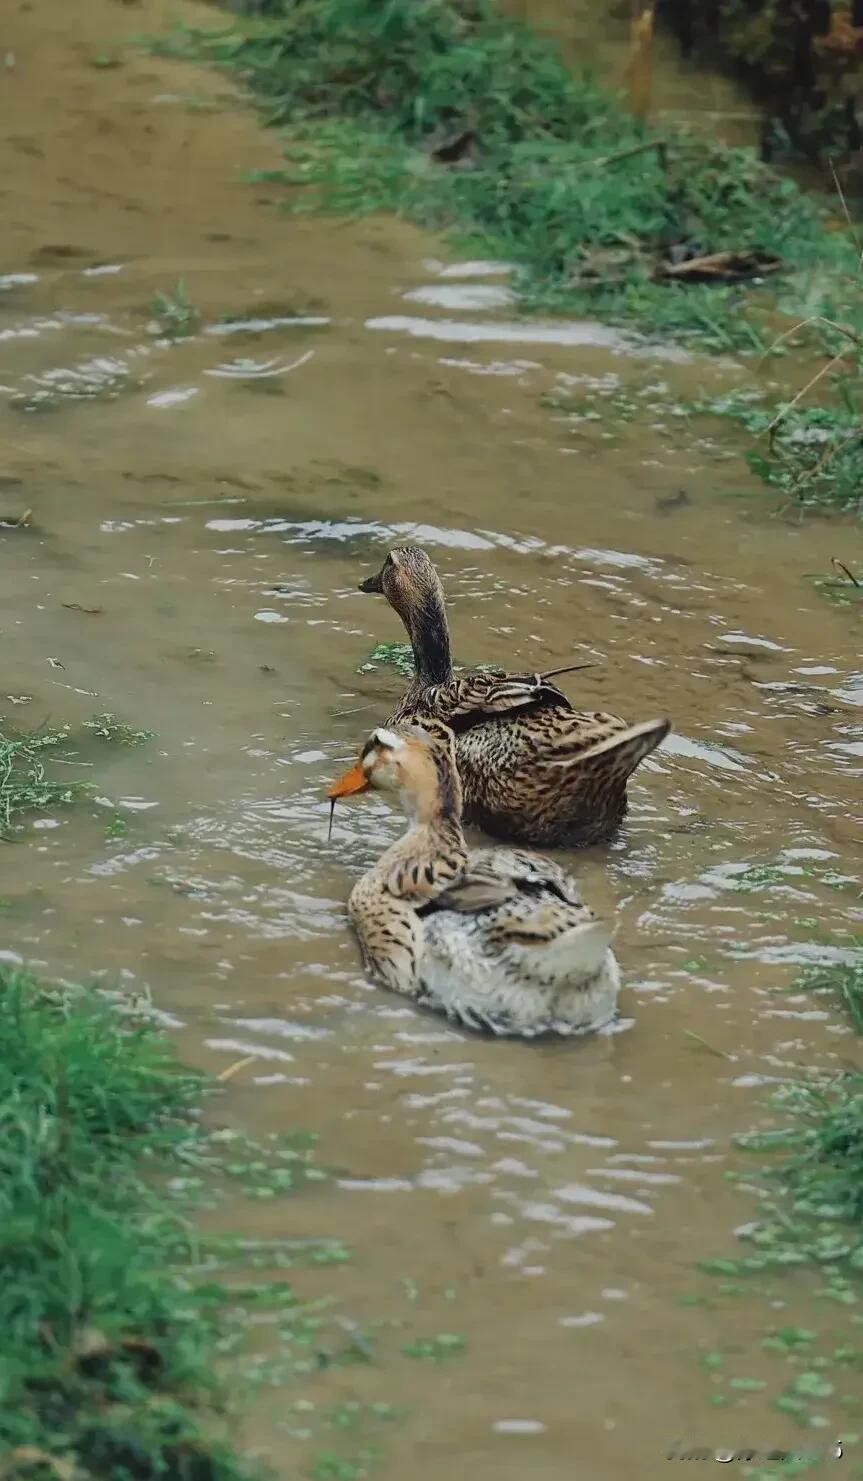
[328, 717, 620, 1037]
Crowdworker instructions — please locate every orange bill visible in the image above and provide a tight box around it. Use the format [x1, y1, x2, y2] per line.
[327, 761, 369, 799]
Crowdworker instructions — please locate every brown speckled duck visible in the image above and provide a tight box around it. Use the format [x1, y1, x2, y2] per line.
[328, 718, 619, 1036]
[358, 545, 671, 847]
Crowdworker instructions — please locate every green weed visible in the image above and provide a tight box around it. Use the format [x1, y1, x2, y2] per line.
[807, 561, 863, 605]
[83, 712, 156, 746]
[697, 938, 863, 1442]
[356, 642, 415, 679]
[690, 385, 863, 513]
[150, 280, 201, 338]
[795, 954, 863, 1033]
[0, 724, 88, 834]
[0, 714, 155, 836]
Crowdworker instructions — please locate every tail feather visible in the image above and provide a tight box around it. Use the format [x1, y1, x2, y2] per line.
[547, 718, 671, 781]
[535, 918, 614, 983]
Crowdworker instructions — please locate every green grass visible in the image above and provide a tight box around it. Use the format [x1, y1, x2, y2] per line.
[148, 0, 860, 352]
[0, 965, 257, 1480]
[694, 947, 863, 1468]
[723, 948, 863, 1263]
[796, 955, 863, 1033]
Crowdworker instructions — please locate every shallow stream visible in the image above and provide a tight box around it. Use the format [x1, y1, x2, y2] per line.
[2, 1, 862, 1475]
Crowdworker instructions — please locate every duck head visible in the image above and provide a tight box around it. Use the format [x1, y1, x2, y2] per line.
[359, 546, 453, 686]
[328, 718, 461, 824]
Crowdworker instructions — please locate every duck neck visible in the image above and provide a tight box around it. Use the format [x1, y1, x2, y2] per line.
[405, 587, 453, 688]
[376, 751, 466, 898]
[405, 745, 462, 828]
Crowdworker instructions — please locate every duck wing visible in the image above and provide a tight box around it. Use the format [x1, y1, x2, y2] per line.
[416, 847, 580, 917]
[400, 665, 587, 732]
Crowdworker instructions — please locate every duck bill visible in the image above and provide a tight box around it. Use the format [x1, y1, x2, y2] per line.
[327, 761, 369, 799]
[358, 569, 384, 594]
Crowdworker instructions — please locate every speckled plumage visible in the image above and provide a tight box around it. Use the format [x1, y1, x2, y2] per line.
[358, 545, 671, 847]
[330, 719, 620, 1038]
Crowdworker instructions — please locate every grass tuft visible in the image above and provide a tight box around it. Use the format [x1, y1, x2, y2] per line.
[796, 955, 863, 1034]
[0, 966, 257, 1479]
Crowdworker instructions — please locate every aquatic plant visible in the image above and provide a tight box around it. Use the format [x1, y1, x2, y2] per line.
[0, 724, 87, 835]
[0, 715, 156, 835]
[356, 642, 415, 678]
[690, 378, 863, 514]
[796, 953, 863, 1035]
[695, 942, 863, 1457]
[83, 711, 156, 746]
[150, 279, 201, 337]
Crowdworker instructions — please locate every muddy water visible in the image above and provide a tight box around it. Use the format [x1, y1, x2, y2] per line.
[3, 0, 863, 1476]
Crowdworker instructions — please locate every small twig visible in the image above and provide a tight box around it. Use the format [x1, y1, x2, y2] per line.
[828, 157, 863, 268]
[766, 350, 849, 440]
[832, 557, 861, 587]
[217, 1055, 257, 1082]
[683, 1029, 734, 1060]
[540, 662, 597, 681]
[583, 137, 667, 171]
[757, 313, 861, 369]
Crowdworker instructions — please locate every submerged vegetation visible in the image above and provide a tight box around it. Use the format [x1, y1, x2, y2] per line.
[0, 715, 153, 835]
[149, 280, 201, 339]
[0, 725, 89, 836]
[0, 966, 256, 1479]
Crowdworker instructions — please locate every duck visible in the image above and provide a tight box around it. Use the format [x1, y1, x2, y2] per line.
[357, 544, 671, 847]
[327, 717, 620, 1037]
